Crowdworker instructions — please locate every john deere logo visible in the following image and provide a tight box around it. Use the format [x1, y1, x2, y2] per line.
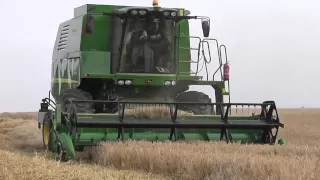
[146, 79, 152, 84]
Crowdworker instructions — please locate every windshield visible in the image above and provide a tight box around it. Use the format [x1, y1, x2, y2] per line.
[118, 16, 175, 73]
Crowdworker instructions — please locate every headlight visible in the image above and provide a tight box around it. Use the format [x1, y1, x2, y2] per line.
[164, 81, 171, 86]
[131, 10, 138, 15]
[163, 11, 170, 16]
[171, 12, 177, 16]
[171, 80, 176, 86]
[118, 80, 124, 85]
[139, 10, 146, 15]
[125, 80, 132, 85]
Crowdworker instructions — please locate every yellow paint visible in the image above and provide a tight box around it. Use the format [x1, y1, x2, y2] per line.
[51, 78, 79, 83]
[179, 9, 184, 16]
[43, 122, 49, 145]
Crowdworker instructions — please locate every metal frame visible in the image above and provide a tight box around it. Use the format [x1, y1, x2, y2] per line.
[62, 99, 284, 143]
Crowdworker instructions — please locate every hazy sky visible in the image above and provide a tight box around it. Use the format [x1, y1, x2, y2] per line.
[0, 0, 319, 112]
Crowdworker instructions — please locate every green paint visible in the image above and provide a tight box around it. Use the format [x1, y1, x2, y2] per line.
[80, 14, 112, 51]
[58, 133, 76, 160]
[52, 78, 79, 83]
[71, 113, 266, 143]
[278, 138, 286, 145]
[51, 58, 80, 98]
[77, 113, 260, 120]
[83, 73, 205, 86]
[41, 2, 285, 161]
[81, 51, 111, 75]
[71, 130, 264, 143]
[48, 2, 222, 111]
[50, 3, 197, 95]
[48, 128, 57, 152]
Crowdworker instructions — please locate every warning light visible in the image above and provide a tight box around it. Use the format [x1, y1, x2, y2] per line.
[153, 0, 159, 6]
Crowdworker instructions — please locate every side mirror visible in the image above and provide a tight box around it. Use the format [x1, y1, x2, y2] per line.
[201, 20, 210, 37]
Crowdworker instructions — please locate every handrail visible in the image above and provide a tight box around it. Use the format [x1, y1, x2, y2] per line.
[177, 35, 202, 75]
[202, 38, 222, 81]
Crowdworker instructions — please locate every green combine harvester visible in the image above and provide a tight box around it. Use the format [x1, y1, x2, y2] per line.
[37, 0, 285, 161]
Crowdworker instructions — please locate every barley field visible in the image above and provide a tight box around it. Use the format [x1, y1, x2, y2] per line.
[0, 109, 319, 180]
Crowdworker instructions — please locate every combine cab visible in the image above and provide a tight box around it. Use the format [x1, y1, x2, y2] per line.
[37, 0, 285, 161]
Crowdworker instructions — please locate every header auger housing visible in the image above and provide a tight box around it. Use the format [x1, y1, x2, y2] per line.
[37, 1, 285, 161]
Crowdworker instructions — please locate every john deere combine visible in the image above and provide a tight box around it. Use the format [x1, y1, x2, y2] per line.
[37, 0, 285, 161]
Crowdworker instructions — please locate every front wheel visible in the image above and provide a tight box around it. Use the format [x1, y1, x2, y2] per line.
[42, 111, 56, 152]
[60, 88, 95, 113]
[175, 91, 215, 115]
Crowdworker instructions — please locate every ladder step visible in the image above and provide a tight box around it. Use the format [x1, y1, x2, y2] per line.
[179, 47, 199, 50]
[180, 71, 197, 74]
[180, 60, 198, 63]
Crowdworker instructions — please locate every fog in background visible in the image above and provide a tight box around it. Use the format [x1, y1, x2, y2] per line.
[0, 0, 319, 112]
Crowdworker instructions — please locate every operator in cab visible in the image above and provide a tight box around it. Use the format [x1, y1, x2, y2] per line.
[124, 19, 151, 73]
[145, 16, 171, 73]
[124, 15, 171, 73]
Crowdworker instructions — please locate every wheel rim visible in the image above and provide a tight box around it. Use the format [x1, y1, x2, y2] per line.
[43, 122, 49, 145]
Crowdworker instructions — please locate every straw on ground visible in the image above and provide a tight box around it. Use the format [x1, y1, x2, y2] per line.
[0, 108, 319, 180]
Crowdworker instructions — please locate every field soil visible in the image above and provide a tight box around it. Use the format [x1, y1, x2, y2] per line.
[0, 109, 319, 180]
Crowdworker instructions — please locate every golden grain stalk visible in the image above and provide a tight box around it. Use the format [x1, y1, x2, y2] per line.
[123, 105, 193, 118]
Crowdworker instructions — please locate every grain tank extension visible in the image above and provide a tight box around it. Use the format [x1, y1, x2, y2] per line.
[37, 1, 285, 161]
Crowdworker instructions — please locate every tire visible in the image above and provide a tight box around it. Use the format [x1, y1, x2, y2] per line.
[60, 88, 95, 113]
[175, 91, 215, 115]
[42, 111, 56, 151]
